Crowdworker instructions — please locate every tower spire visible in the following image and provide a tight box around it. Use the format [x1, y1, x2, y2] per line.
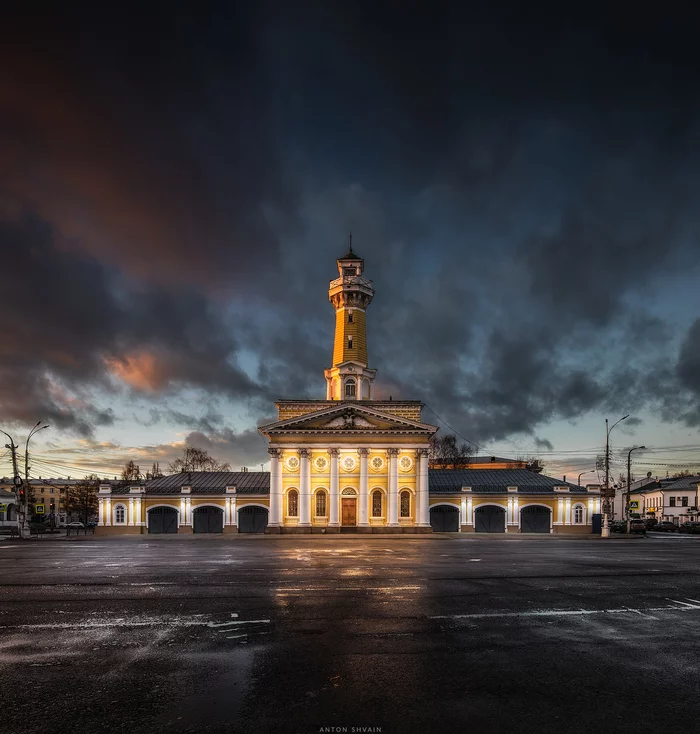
[324, 243, 376, 401]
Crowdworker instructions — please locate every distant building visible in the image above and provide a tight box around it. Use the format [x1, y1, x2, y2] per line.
[96, 246, 599, 536]
[629, 475, 700, 525]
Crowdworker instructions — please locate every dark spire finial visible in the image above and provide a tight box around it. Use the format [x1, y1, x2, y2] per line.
[348, 230, 353, 254]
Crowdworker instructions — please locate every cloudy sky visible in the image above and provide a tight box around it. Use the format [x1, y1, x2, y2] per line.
[2, 4, 700, 483]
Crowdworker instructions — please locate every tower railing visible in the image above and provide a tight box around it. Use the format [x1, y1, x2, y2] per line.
[329, 275, 374, 289]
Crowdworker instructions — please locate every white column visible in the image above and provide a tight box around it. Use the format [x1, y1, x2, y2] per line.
[268, 448, 282, 527]
[513, 496, 519, 529]
[186, 497, 191, 525]
[299, 449, 311, 527]
[128, 498, 135, 526]
[387, 449, 399, 526]
[105, 498, 111, 526]
[180, 497, 185, 525]
[135, 498, 143, 526]
[417, 449, 430, 526]
[358, 449, 370, 526]
[231, 496, 237, 526]
[98, 498, 104, 526]
[467, 496, 473, 526]
[565, 498, 571, 525]
[556, 498, 564, 525]
[460, 496, 467, 527]
[328, 449, 340, 527]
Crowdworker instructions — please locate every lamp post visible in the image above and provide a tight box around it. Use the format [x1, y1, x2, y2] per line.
[23, 421, 49, 535]
[578, 469, 594, 487]
[626, 445, 646, 534]
[602, 415, 629, 538]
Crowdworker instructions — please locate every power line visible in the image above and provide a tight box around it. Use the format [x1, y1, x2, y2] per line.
[423, 405, 481, 450]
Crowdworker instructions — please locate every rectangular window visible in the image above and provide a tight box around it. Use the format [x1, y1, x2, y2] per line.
[343, 267, 355, 276]
[682, 497, 689, 506]
[348, 311, 353, 323]
[348, 336, 353, 349]
[670, 497, 676, 507]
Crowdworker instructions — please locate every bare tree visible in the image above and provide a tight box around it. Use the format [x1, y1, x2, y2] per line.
[167, 447, 231, 474]
[517, 456, 545, 473]
[121, 460, 142, 483]
[428, 434, 474, 469]
[64, 475, 100, 525]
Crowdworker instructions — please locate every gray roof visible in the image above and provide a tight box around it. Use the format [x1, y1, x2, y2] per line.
[128, 468, 588, 497]
[139, 471, 270, 495]
[0, 488, 16, 501]
[649, 474, 700, 492]
[429, 469, 588, 494]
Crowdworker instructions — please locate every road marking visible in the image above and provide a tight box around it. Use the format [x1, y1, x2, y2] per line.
[430, 602, 700, 621]
[0, 616, 269, 631]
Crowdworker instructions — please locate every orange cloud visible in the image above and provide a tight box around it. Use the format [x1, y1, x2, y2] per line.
[106, 352, 165, 391]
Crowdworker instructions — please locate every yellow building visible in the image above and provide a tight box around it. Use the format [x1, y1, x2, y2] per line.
[96, 245, 598, 535]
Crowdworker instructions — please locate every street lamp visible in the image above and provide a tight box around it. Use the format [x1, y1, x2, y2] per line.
[602, 415, 629, 538]
[578, 469, 594, 487]
[626, 445, 646, 533]
[23, 421, 49, 534]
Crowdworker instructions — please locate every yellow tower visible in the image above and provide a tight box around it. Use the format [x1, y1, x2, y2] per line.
[324, 242, 377, 401]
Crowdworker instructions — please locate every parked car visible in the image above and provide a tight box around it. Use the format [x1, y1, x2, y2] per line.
[66, 521, 85, 529]
[652, 521, 678, 532]
[679, 522, 700, 534]
[629, 520, 647, 534]
[644, 518, 658, 530]
[609, 521, 627, 533]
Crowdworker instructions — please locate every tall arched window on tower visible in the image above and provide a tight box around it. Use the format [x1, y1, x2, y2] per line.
[288, 489, 299, 517]
[400, 490, 411, 518]
[372, 490, 383, 517]
[348, 310, 353, 323]
[345, 379, 356, 398]
[347, 336, 353, 349]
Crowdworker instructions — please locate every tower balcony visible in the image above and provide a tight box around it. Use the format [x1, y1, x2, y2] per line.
[329, 275, 374, 290]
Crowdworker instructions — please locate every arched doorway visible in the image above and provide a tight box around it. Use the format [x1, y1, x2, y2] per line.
[193, 506, 224, 533]
[148, 507, 178, 534]
[238, 506, 268, 533]
[475, 505, 506, 533]
[429, 505, 460, 532]
[520, 506, 551, 533]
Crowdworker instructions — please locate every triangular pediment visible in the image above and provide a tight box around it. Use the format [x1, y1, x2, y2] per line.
[258, 403, 438, 436]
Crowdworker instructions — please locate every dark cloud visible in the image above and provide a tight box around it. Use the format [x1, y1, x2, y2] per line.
[2, 4, 700, 458]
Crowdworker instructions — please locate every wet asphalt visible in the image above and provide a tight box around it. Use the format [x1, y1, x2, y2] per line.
[1, 534, 700, 734]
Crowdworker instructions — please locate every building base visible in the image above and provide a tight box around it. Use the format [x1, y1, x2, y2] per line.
[223, 525, 239, 534]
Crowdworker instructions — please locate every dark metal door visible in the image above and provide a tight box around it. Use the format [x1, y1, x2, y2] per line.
[429, 505, 460, 532]
[193, 506, 224, 533]
[520, 506, 551, 533]
[238, 506, 268, 533]
[341, 498, 356, 526]
[592, 513, 603, 534]
[148, 507, 178, 534]
[475, 505, 506, 533]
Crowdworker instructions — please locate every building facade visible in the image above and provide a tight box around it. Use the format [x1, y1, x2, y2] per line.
[96, 246, 599, 535]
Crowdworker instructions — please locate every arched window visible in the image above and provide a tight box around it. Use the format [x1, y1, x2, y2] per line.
[400, 490, 411, 518]
[372, 490, 382, 517]
[316, 490, 327, 517]
[573, 504, 584, 524]
[288, 490, 299, 517]
[114, 505, 126, 524]
[345, 379, 356, 398]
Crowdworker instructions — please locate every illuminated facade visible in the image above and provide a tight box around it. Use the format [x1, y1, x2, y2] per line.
[95, 246, 598, 535]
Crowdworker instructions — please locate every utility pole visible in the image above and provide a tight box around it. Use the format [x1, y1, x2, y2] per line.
[2, 431, 25, 538]
[602, 415, 629, 538]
